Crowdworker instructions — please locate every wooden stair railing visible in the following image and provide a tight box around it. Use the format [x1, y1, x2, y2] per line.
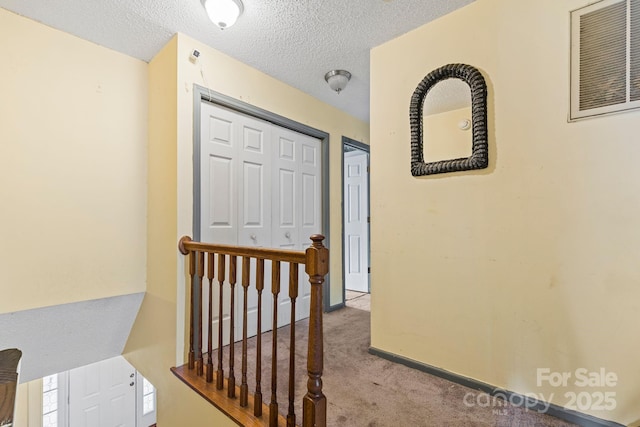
[172, 235, 328, 427]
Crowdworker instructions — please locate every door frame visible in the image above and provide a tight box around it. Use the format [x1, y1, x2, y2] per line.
[192, 85, 334, 311]
[341, 136, 370, 304]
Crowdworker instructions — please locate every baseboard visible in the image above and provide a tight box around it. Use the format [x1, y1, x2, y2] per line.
[368, 347, 624, 427]
[325, 301, 345, 313]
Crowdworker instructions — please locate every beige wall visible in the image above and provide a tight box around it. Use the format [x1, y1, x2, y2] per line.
[123, 36, 228, 427]
[370, 0, 640, 424]
[0, 8, 147, 313]
[13, 382, 28, 427]
[125, 32, 368, 426]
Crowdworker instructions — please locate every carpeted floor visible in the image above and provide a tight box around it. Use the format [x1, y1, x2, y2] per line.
[216, 307, 577, 426]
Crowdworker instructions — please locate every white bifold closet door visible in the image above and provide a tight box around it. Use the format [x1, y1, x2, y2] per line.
[200, 101, 321, 345]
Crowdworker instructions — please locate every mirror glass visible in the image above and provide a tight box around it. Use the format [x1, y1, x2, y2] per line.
[422, 78, 472, 163]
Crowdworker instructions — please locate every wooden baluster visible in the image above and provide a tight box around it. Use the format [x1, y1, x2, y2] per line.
[206, 252, 215, 382]
[287, 263, 299, 427]
[303, 235, 328, 427]
[240, 256, 250, 407]
[188, 250, 196, 370]
[269, 261, 281, 427]
[217, 253, 226, 390]
[228, 255, 237, 398]
[254, 258, 265, 417]
[197, 251, 205, 376]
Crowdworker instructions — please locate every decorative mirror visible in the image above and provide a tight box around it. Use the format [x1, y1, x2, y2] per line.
[410, 63, 488, 176]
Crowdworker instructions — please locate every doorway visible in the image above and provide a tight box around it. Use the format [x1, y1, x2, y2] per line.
[342, 137, 370, 307]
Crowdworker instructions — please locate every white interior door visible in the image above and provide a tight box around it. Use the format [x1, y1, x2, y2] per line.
[201, 102, 273, 346]
[344, 150, 369, 293]
[293, 133, 322, 320]
[236, 111, 274, 339]
[200, 103, 236, 348]
[272, 127, 321, 326]
[69, 356, 136, 427]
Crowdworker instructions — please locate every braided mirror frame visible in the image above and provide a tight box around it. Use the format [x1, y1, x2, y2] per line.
[410, 63, 488, 176]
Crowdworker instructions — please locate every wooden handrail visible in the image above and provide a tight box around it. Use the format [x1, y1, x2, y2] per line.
[179, 236, 307, 264]
[173, 235, 328, 427]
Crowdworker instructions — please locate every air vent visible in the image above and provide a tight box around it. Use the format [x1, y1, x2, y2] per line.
[570, 0, 640, 120]
[631, 0, 640, 100]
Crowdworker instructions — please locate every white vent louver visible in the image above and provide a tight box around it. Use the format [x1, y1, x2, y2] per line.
[570, 0, 640, 119]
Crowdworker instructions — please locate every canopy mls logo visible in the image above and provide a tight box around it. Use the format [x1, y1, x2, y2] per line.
[462, 389, 552, 415]
[463, 368, 618, 414]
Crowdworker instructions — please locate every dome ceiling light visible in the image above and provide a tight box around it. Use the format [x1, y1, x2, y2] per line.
[202, 0, 244, 30]
[324, 70, 352, 94]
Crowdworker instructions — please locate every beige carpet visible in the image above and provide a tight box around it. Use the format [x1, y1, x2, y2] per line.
[214, 307, 577, 426]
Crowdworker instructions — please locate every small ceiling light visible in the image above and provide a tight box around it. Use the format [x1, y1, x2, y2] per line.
[325, 70, 351, 94]
[202, 0, 244, 29]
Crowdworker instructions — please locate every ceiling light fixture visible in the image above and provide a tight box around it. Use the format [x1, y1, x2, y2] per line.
[324, 70, 351, 94]
[202, 0, 244, 30]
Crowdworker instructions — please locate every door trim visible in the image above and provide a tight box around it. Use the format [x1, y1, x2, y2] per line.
[192, 85, 333, 311]
[341, 136, 370, 306]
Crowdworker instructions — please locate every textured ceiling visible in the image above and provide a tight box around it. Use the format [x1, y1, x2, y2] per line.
[0, 0, 475, 122]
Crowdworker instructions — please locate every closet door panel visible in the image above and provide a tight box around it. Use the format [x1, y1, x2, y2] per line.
[237, 114, 274, 335]
[296, 135, 322, 321]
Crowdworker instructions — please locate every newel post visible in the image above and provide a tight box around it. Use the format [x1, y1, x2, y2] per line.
[302, 235, 328, 427]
